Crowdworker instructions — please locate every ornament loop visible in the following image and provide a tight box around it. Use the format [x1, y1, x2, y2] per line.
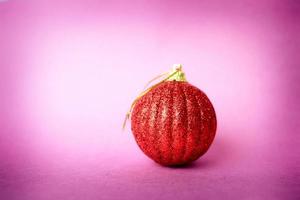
[122, 64, 186, 130]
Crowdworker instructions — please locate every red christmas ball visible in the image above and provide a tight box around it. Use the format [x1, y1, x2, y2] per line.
[130, 67, 217, 166]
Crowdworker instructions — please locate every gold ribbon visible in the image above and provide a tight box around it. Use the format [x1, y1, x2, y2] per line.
[122, 65, 186, 130]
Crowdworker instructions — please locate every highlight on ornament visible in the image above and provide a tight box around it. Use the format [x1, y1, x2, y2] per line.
[124, 64, 217, 166]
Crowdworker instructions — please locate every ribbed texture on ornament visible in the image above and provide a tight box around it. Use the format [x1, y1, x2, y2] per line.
[131, 81, 217, 166]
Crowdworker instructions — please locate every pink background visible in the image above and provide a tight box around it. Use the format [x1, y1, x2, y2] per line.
[0, 0, 299, 199]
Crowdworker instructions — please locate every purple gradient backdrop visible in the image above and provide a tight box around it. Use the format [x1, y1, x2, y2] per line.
[0, 0, 299, 199]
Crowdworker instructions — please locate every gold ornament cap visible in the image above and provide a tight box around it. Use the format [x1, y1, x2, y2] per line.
[166, 64, 186, 82]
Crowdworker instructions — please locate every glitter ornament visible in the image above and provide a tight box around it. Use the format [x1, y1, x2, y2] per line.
[125, 64, 217, 166]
